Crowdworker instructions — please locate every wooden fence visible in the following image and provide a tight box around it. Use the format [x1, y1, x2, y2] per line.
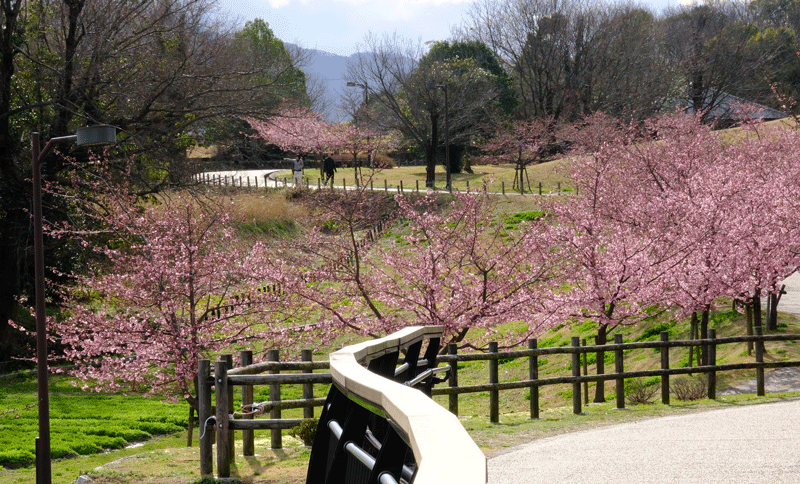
[194, 172, 563, 196]
[196, 327, 800, 475]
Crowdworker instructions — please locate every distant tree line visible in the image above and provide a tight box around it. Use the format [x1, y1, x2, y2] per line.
[343, 0, 800, 187]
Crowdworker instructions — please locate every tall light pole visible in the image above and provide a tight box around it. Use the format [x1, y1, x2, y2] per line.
[32, 125, 117, 484]
[427, 82, 450, 191]
[346, 81, 370, 175]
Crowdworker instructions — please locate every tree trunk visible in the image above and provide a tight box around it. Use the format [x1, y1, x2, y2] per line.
[593, 324, 607, 403]
[426, 112, 439, 188]
[767, 285, 784, 331]
[0, 0, 24, 368]
[753, 290, 763, 329]
[746, 303, 753, 355]
[700, 307, 710, 365]
[688, 316, 695, 368]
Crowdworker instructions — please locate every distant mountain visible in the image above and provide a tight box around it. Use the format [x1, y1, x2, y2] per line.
[288, 45, 358, 122]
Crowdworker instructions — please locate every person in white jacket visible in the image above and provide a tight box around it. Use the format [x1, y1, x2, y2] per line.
[290, 154, 304, 187]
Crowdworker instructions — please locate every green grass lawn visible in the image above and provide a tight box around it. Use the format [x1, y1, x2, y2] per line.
[271, 160, 573, 195]
[0, 375, 188, 479]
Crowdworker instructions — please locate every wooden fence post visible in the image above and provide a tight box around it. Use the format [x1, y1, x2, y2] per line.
[448, 343, 459, 416]
[661, 331, 670, 405]
[384, 179, 388, 192]
[502, 181, 505, 195]
[400, 180, 404, 193]
[582, 338, 589, 405]
[529, 339, 539, 419]
[416, 180, 419, 192]
[198, 359, 213, 477]
[489, 342, 499, 423]
[538, 182, 542, 195]
[755, 326, 765, 396]
[708, 329, 717, 400]
[572, 337, 581, 415]
[241, 350, 254, 456]
[302, 349, 314, 419]
[215, 358, 230, 478]
[222, 354, 235, 464]
[614, 334, 625, 409]
[269, 349, 282, 449]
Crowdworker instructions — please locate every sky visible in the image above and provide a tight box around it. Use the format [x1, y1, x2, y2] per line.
[216, 0, 687, 57]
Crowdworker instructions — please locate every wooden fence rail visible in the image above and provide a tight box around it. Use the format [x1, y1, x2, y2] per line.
[197, 328, 800, 477]
[194, 172, 566, 195]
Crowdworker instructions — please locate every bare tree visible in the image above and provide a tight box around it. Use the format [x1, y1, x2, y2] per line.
[346, 33, 500, 188]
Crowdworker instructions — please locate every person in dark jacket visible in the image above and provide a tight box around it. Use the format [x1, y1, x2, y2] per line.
[322, 154, 337, 187]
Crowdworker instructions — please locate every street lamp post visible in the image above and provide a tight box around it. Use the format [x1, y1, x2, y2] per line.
[346, 81, 371, 175]
[32, 125, 117, 484]
[427, 82, 450, 192]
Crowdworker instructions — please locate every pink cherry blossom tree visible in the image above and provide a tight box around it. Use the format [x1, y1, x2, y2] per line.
[244, 107, 334, 159]
[480, 117, 558, 194]
[284, 184, 563, 350]
[327, 122, 395, 183]
[51, 191, 292, 407]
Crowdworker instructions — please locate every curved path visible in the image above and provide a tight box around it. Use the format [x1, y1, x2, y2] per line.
[488, 399, 800, 484]
[488, 271, 800, 484]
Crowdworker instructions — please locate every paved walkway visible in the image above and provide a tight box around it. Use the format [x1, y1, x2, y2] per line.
[488, 399, 800, 483]
[488, 271, 800, 483]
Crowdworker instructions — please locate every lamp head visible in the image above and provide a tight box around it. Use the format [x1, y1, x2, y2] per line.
[77, 125, 117, 147]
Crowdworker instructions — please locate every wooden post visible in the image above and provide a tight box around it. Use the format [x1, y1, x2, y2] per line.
[370, 180, 374, 191]
[222, 354, 235, 464]
[755, 325, 765, 396]
[572, 337, 581, 415]
[241, 350, 254, 456]
[557, 182, 561, 192]
[302, 349, 314, 419]
[529, 339, 539, 419]
[269, 349, 282, 448]
[215, 358, 231, 478]
[448, 343, 459, 416]
[466, 180, 470, 192]
[489, 342, 499, 423]
[538, 182, 542, 195]
[384, 179, 388, 192]
[416, 180, 419, 192]
[661, 331, 670, 405]
[708, 329, 717, 400]
[746, 304, 754, 355]
[400, 180, 404, 193]
[502, 181, 505, 195]
[198, 360, 213, 477]
[343, 178, 346, 191]
[614, 334, 625, 410]
[582, 338, 589, 405]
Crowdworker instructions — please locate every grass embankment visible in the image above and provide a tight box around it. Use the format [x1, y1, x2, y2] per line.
[2, 307, 799, 484]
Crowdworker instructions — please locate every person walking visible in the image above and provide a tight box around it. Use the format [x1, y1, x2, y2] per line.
[322, 153, 337, 187]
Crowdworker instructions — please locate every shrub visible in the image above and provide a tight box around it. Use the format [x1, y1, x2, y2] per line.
[672, 376, 708, 401]
[0, 448, 35, 468]
[289, 418, 319, 446]
[625, 378, 659, 405]
[635, 323, 673, 342]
